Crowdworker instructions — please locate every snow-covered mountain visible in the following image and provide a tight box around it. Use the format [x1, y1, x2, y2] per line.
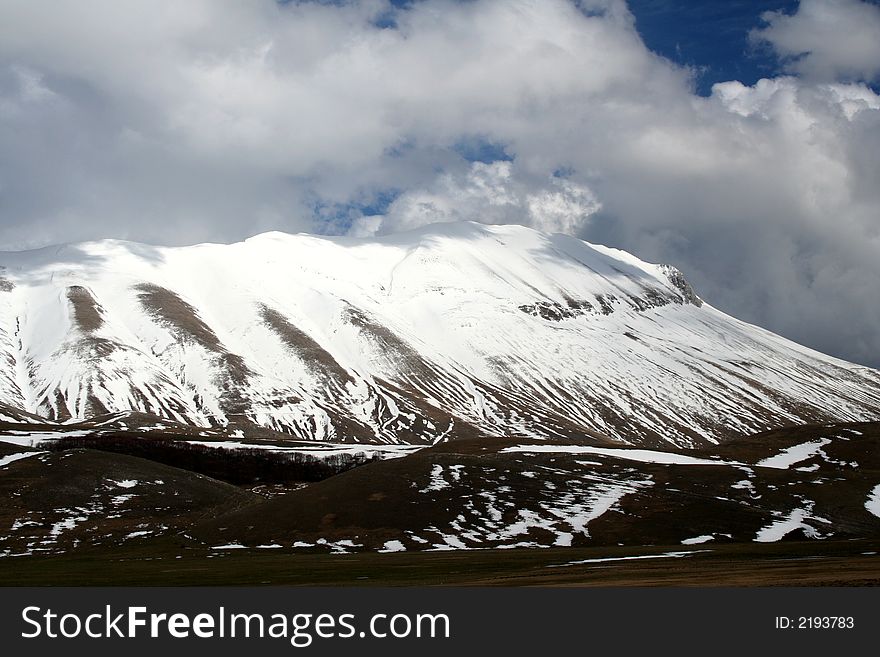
[0, 221, 878, 447]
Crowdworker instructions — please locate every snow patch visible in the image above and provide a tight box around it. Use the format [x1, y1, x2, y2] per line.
[49, 516, 87, 538]
[502, 444, 739, 467]
[551, 550, 708, 567]
[186, 440, 419, 460]
[681, 535, 715, 545]
[866, 484, 880, 519]
[755, 504, 831, 542]
[379, 540, 406, 553]
[419, 464, 450, 493]
[0, 451, 45, 467]
[0, 431, 90, 448]
[756, 439, 831, 469]
[125, 530, 153, 539]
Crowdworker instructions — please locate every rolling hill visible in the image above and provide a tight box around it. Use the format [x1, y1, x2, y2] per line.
[1, 222, 878, 448]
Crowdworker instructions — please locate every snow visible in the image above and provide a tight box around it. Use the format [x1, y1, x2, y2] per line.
[756, 439, 831, 469]
[866, 484, 880, 519]
[754, 505, 831, 542]
[11, 519, 39, 531]
[551, 485, 635, 538]
[551, 550, 707, 567]
[731, 479, 757, 496]
[419, 464, 451, 492]
[379, 540, 406, 553]
[430, 534, 469, 551]
[410, 471, 651, 550]
[49, 516, 86, 539]
[125, 530, 152, 539]
[211, 543, 246, 550]
[501, 444, 740, 467]
[328, 539, 361, 554]
[0, 430, 90, 447]
[112, 479, 138, 488]
[0, 451, 44, 467]
[0, 221, 878, 449]
[681, 535, 715, 545]
[186, 440, 419, 460]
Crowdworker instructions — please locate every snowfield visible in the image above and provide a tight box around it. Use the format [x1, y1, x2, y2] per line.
[756, 440, 832, 469]
[501, 444, 740, 466]
[0, 451, 45, 468]
[1, 222, 879, 448]
[867, 485, 880, 519]
[754, 506, 830, 543]
[0, 430, 90, 448]
[184, 439, 420, 460]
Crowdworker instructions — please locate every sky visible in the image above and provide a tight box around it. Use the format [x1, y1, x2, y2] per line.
[0, 0, 879, 368]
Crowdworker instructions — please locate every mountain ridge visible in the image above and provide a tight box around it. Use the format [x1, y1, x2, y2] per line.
[1, 221, 878, 447]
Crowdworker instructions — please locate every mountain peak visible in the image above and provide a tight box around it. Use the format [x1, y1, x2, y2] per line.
[0, 221, 877, 447]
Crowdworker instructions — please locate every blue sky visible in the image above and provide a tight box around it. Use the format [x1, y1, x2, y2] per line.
[627, 0, 801, 94]
[381, 0, 879, 96]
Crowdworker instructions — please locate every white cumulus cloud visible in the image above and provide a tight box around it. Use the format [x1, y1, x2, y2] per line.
[751, 0, 880, 82]
[0, 0, 878, 367]
[353, 161, 601, 237]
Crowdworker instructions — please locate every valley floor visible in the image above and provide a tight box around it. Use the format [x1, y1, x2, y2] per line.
[2, 539, 879, 587]
[2, 419, 880, 585]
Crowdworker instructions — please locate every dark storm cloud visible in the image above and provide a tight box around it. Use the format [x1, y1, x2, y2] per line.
[0, 0, 878, 367]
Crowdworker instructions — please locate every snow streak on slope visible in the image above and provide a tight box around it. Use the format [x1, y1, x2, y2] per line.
[1, 222, 879, 447]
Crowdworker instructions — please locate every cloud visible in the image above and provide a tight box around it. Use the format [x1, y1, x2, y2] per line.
[0, 0, 879, 368]
[750, 0, 880, 82]
[352, 161, 601, 236]
[0, 0, 672, 248]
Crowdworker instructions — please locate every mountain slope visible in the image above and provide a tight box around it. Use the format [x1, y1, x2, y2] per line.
[0, 222, 878, 447]
[191, 422, 880, 552]
[0, 445, 260, 557]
